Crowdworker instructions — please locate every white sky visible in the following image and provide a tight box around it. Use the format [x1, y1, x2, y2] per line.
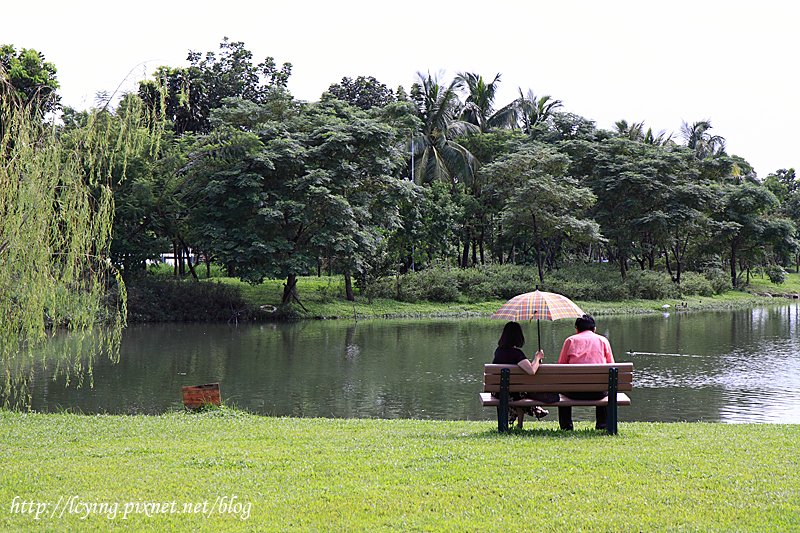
[5, 0, 798, 177]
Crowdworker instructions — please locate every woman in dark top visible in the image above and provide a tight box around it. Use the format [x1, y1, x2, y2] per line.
[492, 321, 549, 425]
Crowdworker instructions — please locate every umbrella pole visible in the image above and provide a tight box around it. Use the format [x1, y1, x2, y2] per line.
[537, 319, 541, 352]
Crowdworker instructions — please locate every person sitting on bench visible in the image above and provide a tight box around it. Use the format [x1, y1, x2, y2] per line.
[557, 314, 615, 431]
[492, 321, 553, 423]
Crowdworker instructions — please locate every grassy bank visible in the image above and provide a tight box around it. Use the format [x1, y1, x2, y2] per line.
[217, 275, 783, 319]
[135, 263, 800, 321]
[1, 411, 798, 531]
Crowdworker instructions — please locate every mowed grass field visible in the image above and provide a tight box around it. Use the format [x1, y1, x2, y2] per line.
[1, 410, 798, 531]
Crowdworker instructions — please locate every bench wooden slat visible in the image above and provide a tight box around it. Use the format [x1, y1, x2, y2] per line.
[484, 383, 632, 393]
[484, 363, 633, 374]
[479, 391, 631, 407]
[484, 372, 633, 385]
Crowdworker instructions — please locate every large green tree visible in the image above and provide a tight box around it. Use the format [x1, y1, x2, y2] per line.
[483, 143, 601, 285]
[183, 96, 407, 305]
[712, 183, 796, 288]
[575, 137, 675, 278]
[139, 38, 291, 134]
[0, 44, 59, 113]
[326, 76, 395, 110]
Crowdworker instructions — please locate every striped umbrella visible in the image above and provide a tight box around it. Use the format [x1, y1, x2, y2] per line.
[491, 289, 585, 351]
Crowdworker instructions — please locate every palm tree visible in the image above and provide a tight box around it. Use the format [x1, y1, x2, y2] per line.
[615, 119, 673, 146]
[681, 120, 726, 158]
[614, 119, 645, 140]
[454, 72, 516, 132]
[643, 127, 673, 147]
[409, 72, 478, 185]
[514, 89, 563, 136]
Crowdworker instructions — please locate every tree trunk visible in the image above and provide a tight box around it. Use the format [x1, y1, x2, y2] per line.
[227, 262, 236, 277]
[673, 243, 683, 286]
[471, 238, 478, 267]
[535, 246, 545, 286]
[344, 271, 354, 301]
[178, 238, 199, 281]
[663, 248, 674, 282]
[617, 238, 627, 280]
[496, 222, 503, 264]
[172, 241, 179, 277]
[730, 241, 738, 288]
[478, 228, 486, 265]
[282, 274, 299, 306]
[204, 253, 212, 278]
[461, 232, 470, 268]
[177, 245, 185, 276]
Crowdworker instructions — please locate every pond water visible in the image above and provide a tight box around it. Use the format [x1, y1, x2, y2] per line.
[15, 304, 800, 424]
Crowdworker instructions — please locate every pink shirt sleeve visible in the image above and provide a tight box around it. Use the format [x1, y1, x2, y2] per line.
[603, 336, 615, 363]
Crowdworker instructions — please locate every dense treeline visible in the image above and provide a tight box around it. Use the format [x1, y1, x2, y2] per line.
[4, 39, 799, 309]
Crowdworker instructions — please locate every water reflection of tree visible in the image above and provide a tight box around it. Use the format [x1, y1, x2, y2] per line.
[2, 332, 117, 410]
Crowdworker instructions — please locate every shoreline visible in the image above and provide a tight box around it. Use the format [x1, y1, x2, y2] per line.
[252, 291, 787, 322]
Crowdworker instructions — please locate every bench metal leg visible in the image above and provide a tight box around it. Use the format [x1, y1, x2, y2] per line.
[497, 368, 510, 432]
[607, 367, 618, 435]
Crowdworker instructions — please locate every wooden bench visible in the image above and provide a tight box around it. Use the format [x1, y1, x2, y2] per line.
[480, 363, 633, 434]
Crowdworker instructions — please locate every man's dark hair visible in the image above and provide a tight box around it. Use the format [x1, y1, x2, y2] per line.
[498, 321, 525, 348]
[575, 314, 596, 332]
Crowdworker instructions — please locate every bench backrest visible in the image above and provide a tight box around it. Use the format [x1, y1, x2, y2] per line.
[483, 363, 634, 393]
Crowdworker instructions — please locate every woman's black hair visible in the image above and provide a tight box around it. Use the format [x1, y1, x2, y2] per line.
[575, 314, 596, 332]
[498, 321, 525, 348]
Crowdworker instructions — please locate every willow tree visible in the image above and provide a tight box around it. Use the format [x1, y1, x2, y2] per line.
[0, 71, 158, 408]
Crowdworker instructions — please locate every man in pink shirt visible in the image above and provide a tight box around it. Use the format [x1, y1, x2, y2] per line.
[557, 314, 615, 430]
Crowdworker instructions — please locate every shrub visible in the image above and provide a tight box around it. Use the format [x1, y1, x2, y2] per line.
[547, 263, 630, 301]
[461, 281, 497, 301]
[487, 265, 540, 299]
[126, 275, 249, 323]
[414, 268, 462, 302]
[703, 268, 731, 294]
[364, 276, 398, 300]
[766, 265, 787, 285]
[396, 276, 424, 303]
[678, 272, 714, 297]
[452, 268, 487, 296]
[623, 270, 678, 300]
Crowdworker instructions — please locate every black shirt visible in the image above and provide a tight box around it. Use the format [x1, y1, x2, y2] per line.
[492, 347, 526, 365]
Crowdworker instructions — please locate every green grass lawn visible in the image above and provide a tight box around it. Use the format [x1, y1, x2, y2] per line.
[747, 270, 800, 294]
[215, 275, 509, 319]
[1, 410, 798, 532]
